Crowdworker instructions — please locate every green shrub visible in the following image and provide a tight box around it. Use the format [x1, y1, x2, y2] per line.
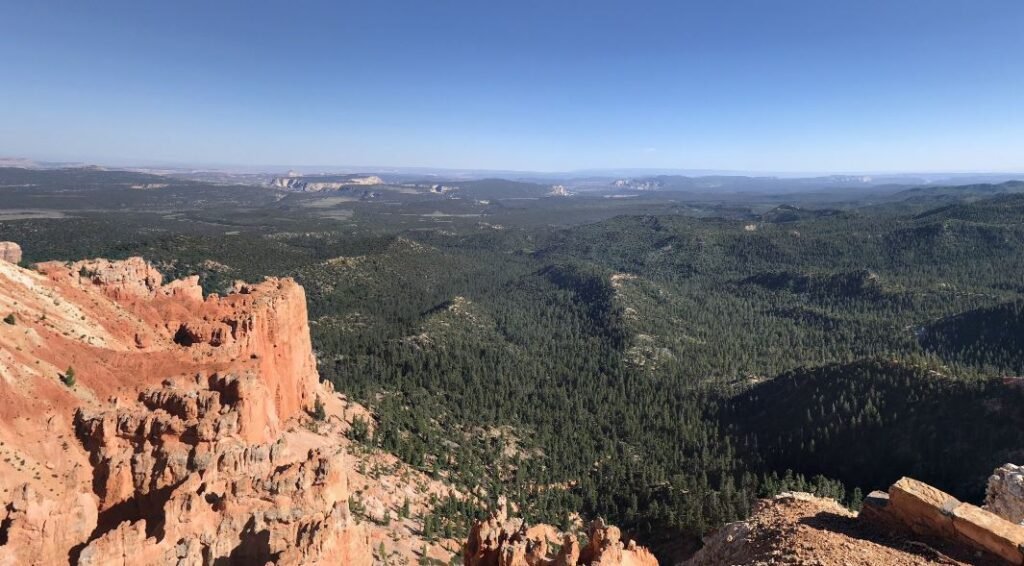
[60, 366, 76, 387]
[349, 416, 371, 444]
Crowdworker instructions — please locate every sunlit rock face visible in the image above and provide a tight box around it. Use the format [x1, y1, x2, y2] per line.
[0, 250, 371, 565]
[986, 463, 1024, 525]
[463, 501, 657, 566]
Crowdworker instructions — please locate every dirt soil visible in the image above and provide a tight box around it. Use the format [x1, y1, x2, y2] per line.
[685, 492, 1002, 566]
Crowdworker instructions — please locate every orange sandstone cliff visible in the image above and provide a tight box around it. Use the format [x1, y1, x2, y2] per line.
[463, 500, 658, 566]
[0, 252, 373, 564]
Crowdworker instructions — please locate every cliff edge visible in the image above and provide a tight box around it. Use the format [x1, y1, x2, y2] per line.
[0, 250, 373, 565]
[686, 470, 1024, 566]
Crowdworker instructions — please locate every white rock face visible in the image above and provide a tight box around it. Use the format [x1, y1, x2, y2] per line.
[271, 175, 383, 191]
[985, 463, 1024, 525]
[0, 242, 22, 264]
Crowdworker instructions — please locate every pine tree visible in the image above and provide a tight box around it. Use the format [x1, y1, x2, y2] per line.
[312, 396, 326, 421]
[61, 366, 76, 387]
[849, 487, 864, 511]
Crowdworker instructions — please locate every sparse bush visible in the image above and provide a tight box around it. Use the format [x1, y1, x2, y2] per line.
[312, 396, 326, 421]
[3, 313, 14, 325]
[60, 366, 76, 387]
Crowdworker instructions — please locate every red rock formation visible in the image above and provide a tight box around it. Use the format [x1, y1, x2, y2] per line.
[580, 518, 658, 566]
[196, 279, 320, 442]
[0, 251, 371, 565]
[31, 259, 318, 442]
[463, 502, 656, 566]
[0, 485, 98, 566]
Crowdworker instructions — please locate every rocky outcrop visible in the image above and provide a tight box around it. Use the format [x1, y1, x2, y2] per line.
[0, 241, 22, 264]
[986, 464, 1024, 525]
[57, 256, 168, 300]
[0, 485, 99, 566]
[463, 502, 656, 566]
[35, 261, 318, 443]
[72, 425, 368, 565]
[579, 518, 658, 566]
[861, 475, 1024, 564]
[0, 250, 372, 565]
[686, 491, 982, 566]
[181, 278, 319, 442]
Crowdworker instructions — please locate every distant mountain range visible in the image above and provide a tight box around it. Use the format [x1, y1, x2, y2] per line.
[2, 158, 1022, 205]
[4, 156, 1021, 187]
[585, 174, 1024, 195]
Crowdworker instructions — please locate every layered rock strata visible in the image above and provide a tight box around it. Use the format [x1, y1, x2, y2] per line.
[0, 250, 371, 565]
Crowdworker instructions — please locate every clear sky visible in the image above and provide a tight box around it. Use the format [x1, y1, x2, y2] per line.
[1, 1, 1021, 173]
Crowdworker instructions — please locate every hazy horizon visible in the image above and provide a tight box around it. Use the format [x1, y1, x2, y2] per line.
[4, 154, 1024, 181]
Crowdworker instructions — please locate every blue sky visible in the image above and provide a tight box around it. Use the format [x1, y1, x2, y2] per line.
[1, 1, 1021, 173]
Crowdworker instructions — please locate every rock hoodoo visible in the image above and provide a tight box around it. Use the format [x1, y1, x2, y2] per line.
[463, 501, 657, 566]
[0, 241, 21, 264]
[0, 250, 371, 565]
[986, 463, 1024, 526]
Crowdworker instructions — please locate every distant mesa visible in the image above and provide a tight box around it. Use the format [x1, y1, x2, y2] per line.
[270, 173, 384, 192]
[613, 178, 663, 191]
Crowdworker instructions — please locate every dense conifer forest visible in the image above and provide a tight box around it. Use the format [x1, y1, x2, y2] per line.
[3, 167, 1024, 557]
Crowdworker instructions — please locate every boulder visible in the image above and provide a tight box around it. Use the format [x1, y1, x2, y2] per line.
[861, 475, 1024, 564]
[0, 241, 21, 264]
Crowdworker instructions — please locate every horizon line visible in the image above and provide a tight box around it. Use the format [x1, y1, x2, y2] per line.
[3, 154, 1024, 179]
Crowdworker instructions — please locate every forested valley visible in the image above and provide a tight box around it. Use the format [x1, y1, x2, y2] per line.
[4, 168, 1024, 559]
